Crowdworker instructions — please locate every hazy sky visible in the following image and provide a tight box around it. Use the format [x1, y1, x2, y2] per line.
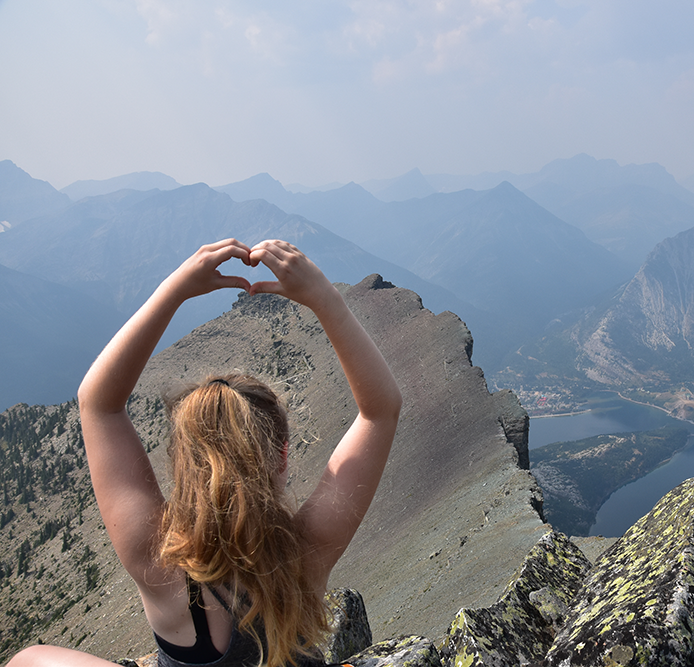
[1, 0, 693, 189]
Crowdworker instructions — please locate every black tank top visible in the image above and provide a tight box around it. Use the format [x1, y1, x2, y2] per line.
[154, 578, 326, 667]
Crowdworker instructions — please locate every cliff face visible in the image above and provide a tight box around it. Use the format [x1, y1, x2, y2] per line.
[576, 227, 694, 387]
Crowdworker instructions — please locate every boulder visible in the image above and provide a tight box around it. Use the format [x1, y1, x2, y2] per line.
[348, 636, 442, 667]
[439, 531, 591, 667]
[323, 588, 373, 663]
[544, 477, 694, 666]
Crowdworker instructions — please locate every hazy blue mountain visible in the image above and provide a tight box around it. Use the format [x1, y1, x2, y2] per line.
[212, 175, 630, 355]
[426, 170, 518, 193]
[360, 155, 694, 204]
[0, 160, 71, 225]
[498, 225, 694, 393]
[573, 226, 694, 387]
[215, 172, 292, 208]
[409, 182, 630, 328]
[60, 171, 181, 201]
[520, 154, 694, 202]
[527, 183, 694, 270]
[0, 263, 121, 411]
[0, 184, 492, 407]
[274, 180, 629, 325]
[360, 167, 436, 202]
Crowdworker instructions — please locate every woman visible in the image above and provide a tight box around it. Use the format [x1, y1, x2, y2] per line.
[9, 239, 401, 667]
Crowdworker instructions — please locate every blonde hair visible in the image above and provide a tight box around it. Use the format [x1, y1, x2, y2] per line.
[158, 375, 328, 667]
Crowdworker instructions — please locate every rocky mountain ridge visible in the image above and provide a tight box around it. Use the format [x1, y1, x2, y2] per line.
[0, 275, 546, 663]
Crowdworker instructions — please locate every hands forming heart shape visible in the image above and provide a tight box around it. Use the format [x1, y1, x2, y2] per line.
[174, 237, 331, 311]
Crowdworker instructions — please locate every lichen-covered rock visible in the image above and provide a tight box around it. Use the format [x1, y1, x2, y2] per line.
[348, 635, 442, 667]
[323, 588, 373, 663]
[439, 531, 591, 667]
[544, 477, 694, 666]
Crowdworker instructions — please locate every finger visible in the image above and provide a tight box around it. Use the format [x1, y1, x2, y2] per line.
[248, 280, 282, 296]
[207, 238, 252, 253]
[208, 239, 252, 266]
[210, 244, 251, 267]
[248, 242, 296, 274]
[216, 275, 251, 292]
[248, 250, 281, 275]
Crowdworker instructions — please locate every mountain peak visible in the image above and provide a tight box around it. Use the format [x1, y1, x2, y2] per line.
[214, 172, 289, 206]
[60, 172, 180, 201]
[0, 160, 70, 223]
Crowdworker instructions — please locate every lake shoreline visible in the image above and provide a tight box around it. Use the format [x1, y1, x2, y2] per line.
[530, 389, 694, 426]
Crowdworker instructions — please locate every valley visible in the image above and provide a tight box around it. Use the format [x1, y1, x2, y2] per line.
[530, 426, 690, 537]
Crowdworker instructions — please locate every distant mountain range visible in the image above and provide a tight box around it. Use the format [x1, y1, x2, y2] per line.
[60, 171, 181, 201]
[0, 170, 486, 409]
[218, 174, 631, 343]
[2, 155, 694, 411]
[497, 225, 694, 396]
[218, 155, 694, 271]
[0, 160, 70, 225]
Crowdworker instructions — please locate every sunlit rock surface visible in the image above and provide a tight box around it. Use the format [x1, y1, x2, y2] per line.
[439, 531, 590, 667]
[348, 636, 442, 667]
[544, 478, 694, 666]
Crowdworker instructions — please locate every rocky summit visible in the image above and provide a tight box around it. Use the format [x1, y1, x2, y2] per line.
[0, 275, 547, 662]
[138, 274, 548, 645]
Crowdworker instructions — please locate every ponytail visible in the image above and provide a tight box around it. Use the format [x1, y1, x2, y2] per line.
[158, 375, 328, 667]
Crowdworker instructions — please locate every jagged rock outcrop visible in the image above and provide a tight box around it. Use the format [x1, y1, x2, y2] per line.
[438, 532, 590, 667]
[543, 477, 694, 666]
[323, 589, 373, 663]
[347, 636, 442, 667]
[493, 388, 531, 471]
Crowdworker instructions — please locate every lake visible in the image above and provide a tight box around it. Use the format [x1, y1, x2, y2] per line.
[528, 392, 694, 537]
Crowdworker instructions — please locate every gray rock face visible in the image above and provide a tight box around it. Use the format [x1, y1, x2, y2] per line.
[347, 636, 442, 667]
[323, 589, 373, 663]
[577, 227, 694, 387]
[493, 388, 531, 471]
[439, 532, 591, 667]
[544, 477, 694, 666]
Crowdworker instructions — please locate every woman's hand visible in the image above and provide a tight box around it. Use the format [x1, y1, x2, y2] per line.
[248, 240, 335, 311]
[168, 238, 252, 302]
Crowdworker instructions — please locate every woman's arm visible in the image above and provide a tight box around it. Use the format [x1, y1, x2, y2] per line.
[78, 239, 252, 587]
[248, 240, 402, 581]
